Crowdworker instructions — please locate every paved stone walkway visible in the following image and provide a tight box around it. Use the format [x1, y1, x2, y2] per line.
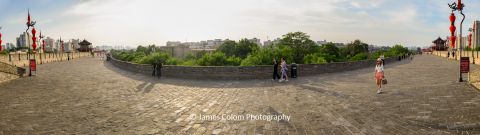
[0, 55, 479, 134]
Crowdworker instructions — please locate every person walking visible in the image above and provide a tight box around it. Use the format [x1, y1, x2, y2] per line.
[272, 58, 281, 81]
[280, 58, 288, 82]
[447, 51, 450, 58]
[374, 58, 385, 94]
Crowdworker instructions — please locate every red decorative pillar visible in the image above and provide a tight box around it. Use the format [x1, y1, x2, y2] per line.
[42, 39, 45, 53]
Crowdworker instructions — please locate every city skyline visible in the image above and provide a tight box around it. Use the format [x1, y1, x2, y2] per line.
[0, 0, 480, 47]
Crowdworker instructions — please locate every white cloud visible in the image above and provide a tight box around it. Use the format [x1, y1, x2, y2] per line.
[2, 0, 480, 47]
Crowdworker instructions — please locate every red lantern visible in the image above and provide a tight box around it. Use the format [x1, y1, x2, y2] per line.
[27, 10, 31, 26]
[450, 25, 456, 36]
[450, 13, 456, 25]
[31, 28, 37, 51]
[451, 36, 457, 48]
[458, 0, 462, 10]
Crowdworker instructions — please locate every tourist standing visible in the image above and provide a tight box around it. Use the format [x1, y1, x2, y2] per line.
[380, 54, 385, 66]
[374, 58, 385, 94]
[151, 62, 157, 77]
[156, 61, 162, 79]
[272, 58, 280, 81]
[280, 58, 288, 82]
[447, 51, 450, 58]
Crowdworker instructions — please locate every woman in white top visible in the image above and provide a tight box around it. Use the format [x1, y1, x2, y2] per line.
[374, 58, 385, 94]
[280, 57, 289, 82]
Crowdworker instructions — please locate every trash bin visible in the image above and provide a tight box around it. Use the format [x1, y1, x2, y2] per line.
[291, 63, 297, 78]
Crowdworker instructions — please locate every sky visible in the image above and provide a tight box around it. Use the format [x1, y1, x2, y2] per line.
[0, 0, 479, 47]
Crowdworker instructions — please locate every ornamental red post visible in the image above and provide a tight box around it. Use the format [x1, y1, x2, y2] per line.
[469, 33, 472, 48]
[449, 0, 467, 82]
[42, 39, 45, 53]
[61, 40, 64, 52]
[27, 10, 31, 26]
[0, 33, 2, 51]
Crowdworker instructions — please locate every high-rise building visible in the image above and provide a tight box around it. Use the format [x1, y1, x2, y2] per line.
[16, 32, 32, 48]
[44, 37, 55, 52]
[6, 43, 15, 50]
[54, 39, 63, 52]
[248, 38, 262, 46]
[472, 20, 480, 50]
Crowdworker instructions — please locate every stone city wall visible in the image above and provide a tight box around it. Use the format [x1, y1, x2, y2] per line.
[0, 52, 93, 67]
[0, 61, 25, 84]
[109, 56, 398, 79]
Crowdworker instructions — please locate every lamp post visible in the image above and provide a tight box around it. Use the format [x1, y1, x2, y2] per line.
[469, 28, 474, 64]
[61, 38, 64, 61]
[39, 31, 45, 64]
[0, 27, 3, 52]
[449, 0, 466, 82]
[26, 9, 36, 77]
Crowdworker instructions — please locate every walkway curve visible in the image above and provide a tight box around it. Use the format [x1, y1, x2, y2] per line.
[0, 55, 479, 134]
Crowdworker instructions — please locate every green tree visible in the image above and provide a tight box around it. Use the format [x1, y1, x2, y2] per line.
[343, 39, 369, 58]
[319, 43, 340, 57]
[197, 52, 241, 66]
[389, 44, 409, 56]
[235, 39, 259, 59]
[317, 43, 343, 62]
[217, 40, 237, 57]
[278, 32, 317, 63]
[349, 52, 368, 61]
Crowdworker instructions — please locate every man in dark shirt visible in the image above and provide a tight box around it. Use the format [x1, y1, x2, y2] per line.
[272, 58, 280, 80]
[151, 62, 157, 77]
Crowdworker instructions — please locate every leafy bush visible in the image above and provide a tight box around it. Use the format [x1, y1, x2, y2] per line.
[135, 52, 170, 64]
[197, 52, 241, 66]
[303, 53, 327, 64]
[349, 53, 368, 61]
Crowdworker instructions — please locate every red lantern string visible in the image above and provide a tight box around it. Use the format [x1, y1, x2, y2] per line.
[451, 36, 457, 48]
[449, 13, 457, 48]
[32, 28, 37, 51]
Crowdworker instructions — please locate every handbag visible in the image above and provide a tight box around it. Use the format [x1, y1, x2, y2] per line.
[382, 78, 388, 85]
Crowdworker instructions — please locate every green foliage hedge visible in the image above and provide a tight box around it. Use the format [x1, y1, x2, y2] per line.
[112, 32, 412, 66]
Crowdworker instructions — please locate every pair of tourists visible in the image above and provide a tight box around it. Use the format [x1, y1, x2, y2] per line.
[272, 58, 288, 82]
[374, 58, 386, 94]
[151, 60, 163, 79]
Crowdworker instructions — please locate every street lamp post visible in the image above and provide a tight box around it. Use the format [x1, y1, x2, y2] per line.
[0, 27, 3, 52]
[449, 0, 466, 82]
[469, 28, 474, 64]
[39, 31, 44, 64]
[26, 10, 36, 77]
